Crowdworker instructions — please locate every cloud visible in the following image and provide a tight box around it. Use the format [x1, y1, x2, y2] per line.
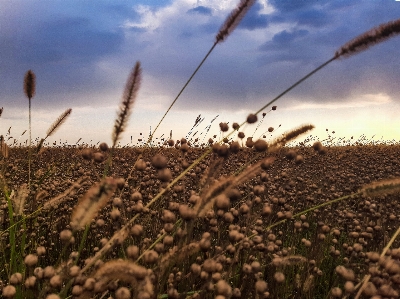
[238, 2, 269, 30]
[187, 6, 212, 16]
[261, 29, 309, 50]
[289, 93, 392, 110]
[268, 0, 323, 13]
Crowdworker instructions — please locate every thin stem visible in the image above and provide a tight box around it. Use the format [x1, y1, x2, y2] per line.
[28, 97, 31, 188]
[254, 56, 337, 116]
[148, 41, 218, 144]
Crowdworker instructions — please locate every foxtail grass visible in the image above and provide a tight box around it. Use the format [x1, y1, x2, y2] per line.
[148, 0, 256, 143]
[70, 177, 118, 231]
[112, 62, 142, 148]
[37, 108, 72, 153]
[23, 70, 36, 188]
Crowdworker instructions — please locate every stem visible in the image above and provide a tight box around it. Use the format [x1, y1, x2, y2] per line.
[28, 97, 31, 188]
[5, 189, 16, 275]
[75, 224, 90, 265]
[148, 42, 218, 144]
[265, 193, 354, 232]
[254, 56, 337, 116]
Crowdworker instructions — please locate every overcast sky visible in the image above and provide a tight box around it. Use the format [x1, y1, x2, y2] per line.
[1, 0, 400, 146]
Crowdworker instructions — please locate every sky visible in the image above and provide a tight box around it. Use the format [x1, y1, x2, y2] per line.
[1, 0, 400, 146]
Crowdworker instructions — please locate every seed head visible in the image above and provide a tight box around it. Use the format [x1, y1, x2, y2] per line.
[219, 122, 229, 132]
[247, 113, 258, 124]
[24, 70, 36, 99]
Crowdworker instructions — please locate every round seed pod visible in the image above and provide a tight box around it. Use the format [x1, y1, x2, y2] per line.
[255, 280, 268, 294]
[130, 224, 143, 237]
[24, 254, 38, 267]
[286, 150, 296, 160]
[180, 143, 189, 152]
[60, 230, 72, 243]
[230, 141, 240, 153]
[295, 155, 304, 164]
[215, 194, 230, 209]
[24, 276, 37, 289]
[93, 152, 104, 163]
[312, 141, 322, 151]
[99, 142, 109, 152]
[2, 285, 16, 298]
[245, 137, 254, 148]
[274, 272, 285, 283]
[254, 139, 268, 152]
[158, 168, 172, 182]
[131, 191, 143, 201]
[219, 122, 229, 132]
[10, 273, 22, 285]
[43, 266, 55, 279]
[143, 250, 159, 264]
[49, 275, 62, 288]
[81, 149, 92, 160]
[152, 154, 168, 169]
[135, 159, 146, 171]
[247, 114, 258, 124]
[179, 204, 196, 220]
[71, 285, 83, 296]
[126, 245, 139, 259]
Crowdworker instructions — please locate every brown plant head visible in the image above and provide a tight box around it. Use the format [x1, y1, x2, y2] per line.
[335, 18, 400, 58]
[112, 62, 142, 147]
[215, 0, 256, 43]
[70, 177, 118, 230]
[24, 70, 36, 99]
[46, 108, 72, 138]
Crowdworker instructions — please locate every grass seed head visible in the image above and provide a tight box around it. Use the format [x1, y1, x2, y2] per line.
[23, 70, 36, 99]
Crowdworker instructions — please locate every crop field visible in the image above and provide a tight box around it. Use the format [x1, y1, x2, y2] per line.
[2, 1, 400, 298]
[1, 141, 400, 299]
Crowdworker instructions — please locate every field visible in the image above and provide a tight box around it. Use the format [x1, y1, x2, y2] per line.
[2, 1, 400, 298]
[1, 142, 400, 299]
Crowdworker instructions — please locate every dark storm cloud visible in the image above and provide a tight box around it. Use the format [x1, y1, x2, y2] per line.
[2, 0, 400, 117]
[260, 29, 309, 51]
[238, 2, 268, 30]
[0, 2, 127, 108]
[187, 6, 212, 16]
[19, 17, 123, 64]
